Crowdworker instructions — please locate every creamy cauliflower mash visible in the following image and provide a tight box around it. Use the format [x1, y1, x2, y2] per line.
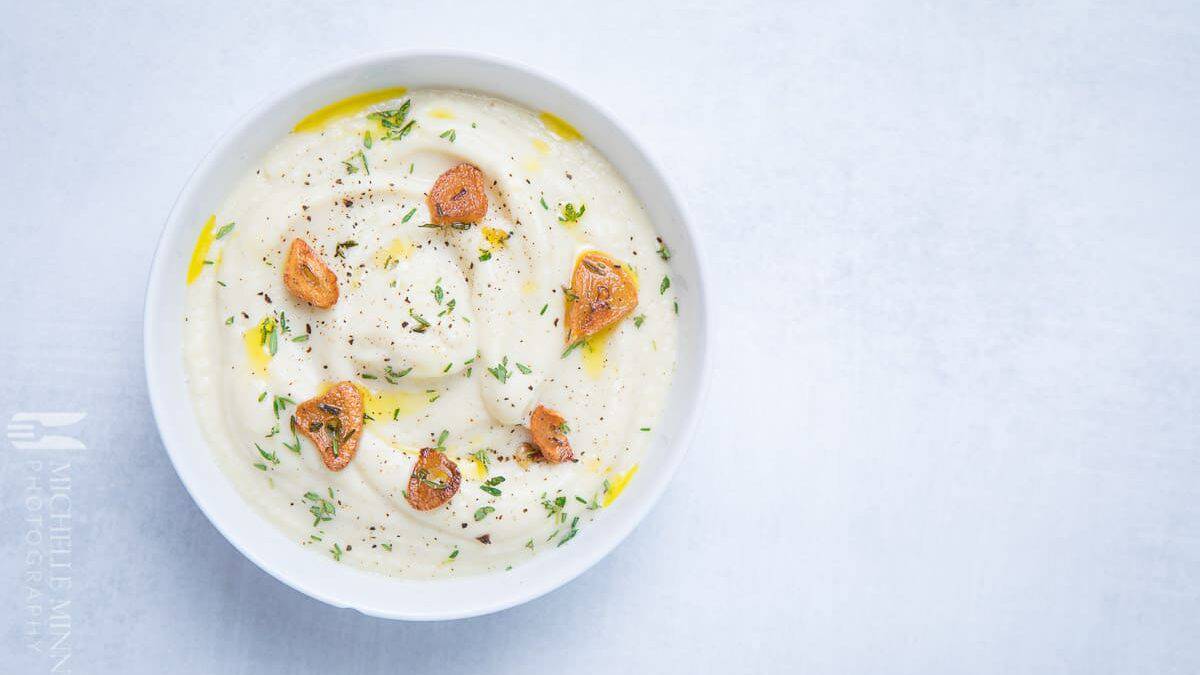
[182, 88, 679, 578]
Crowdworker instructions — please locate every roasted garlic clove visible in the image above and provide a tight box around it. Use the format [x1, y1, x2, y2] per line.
[282, 238, 339, 308]
[405, 448, 462, 511]
[530, 405, 573, 464]
[294, 382, 363, 471]
[427, 163, 488, 225]
[564, 251, 638, 344]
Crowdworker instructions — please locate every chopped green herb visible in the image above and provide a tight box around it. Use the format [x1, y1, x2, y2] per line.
[401, 207, 417, 224]
[562, 340, 585, 358]
[559, 202, 586, 223]
[215, 222, 236, 239]
[474, 506, 496, 521]
[255, 443, 279, 466]
[385, 364, 413, 381]
[542, 494, 567, 523]
[381, 542, 392, 551]
[334, 240, 358, 258]
[557, 527, 579, 547]
[368, 101, 416, 141]
[471, 449, 491, 472]
[478, 249, 492, 262]
[516, 362, 532, 375]
[363, 130, 373, 148]
[271, 395, 294, 419]
[633, 314, 646, 328]
[409, 308, 430, 332]
[304, 489, 336, 526]
[540, 196, 549, 210]
[330, 543, 343, 561]
[657, 241, 671, 260]
[488, 356, 511, 383]
[225, 316, 235, 325]
[660, 275, 671, 294]
[540, 303, 548, 316]
[439, 128, 457, 142]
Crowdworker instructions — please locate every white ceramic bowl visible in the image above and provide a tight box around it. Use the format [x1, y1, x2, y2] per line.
[144, 51, 710, 620]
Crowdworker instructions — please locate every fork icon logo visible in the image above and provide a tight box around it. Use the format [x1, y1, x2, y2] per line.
[7, 412, 87, 450]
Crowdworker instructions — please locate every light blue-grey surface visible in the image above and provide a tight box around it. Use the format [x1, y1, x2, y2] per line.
[3, 1, 1199, 673]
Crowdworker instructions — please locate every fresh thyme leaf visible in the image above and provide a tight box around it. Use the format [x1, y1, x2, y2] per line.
[558, 202, 586, 223]
[225, 316, 235, 325]
[480, 485, 502, 496]
[447, 548, 459, 560]
[516, 362, 532, 375]
[255, 443, 279, 465]
[439, 128, 457, 142]
[334, 240, 358, 258]
[436, 429, 449, 449]
[487, 356, 511, 383]
[215, 222, 236, 239]
[304, 490, 336, 526]
[363, 130, 373, 148]
[385, 365, 412, 382]
[474, 506, 495, 521]
[562, 341, 585, 358]
[660, 275, 671, 294]
[432, 278, 444, 305]
[557, 528, 579, 547]
[291, 334, 309, 343]
[271, 394, 295, 419]
[471, 449, 491, 473]
[540, 196, 549, 210]
[409, 308, 430, 332]
[633, 314, 646, 328]
[540, 303, 548, 316]
[478, 249, 492, 262]
[657, 241, 671, 260]
[369, 101, 416, 141]
[541, 494, 567, 523]
[341, 150, 369, 175]
[330, 543, 342, 561]
[401, 207, 417, 223]
[381, 542, 392, 551]
[282, 419, 302, 454]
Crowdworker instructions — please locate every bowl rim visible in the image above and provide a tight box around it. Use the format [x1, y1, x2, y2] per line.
[143, 49, 713, 620]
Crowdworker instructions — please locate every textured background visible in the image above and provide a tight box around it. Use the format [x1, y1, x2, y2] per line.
[3, 1, 1199, 673]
